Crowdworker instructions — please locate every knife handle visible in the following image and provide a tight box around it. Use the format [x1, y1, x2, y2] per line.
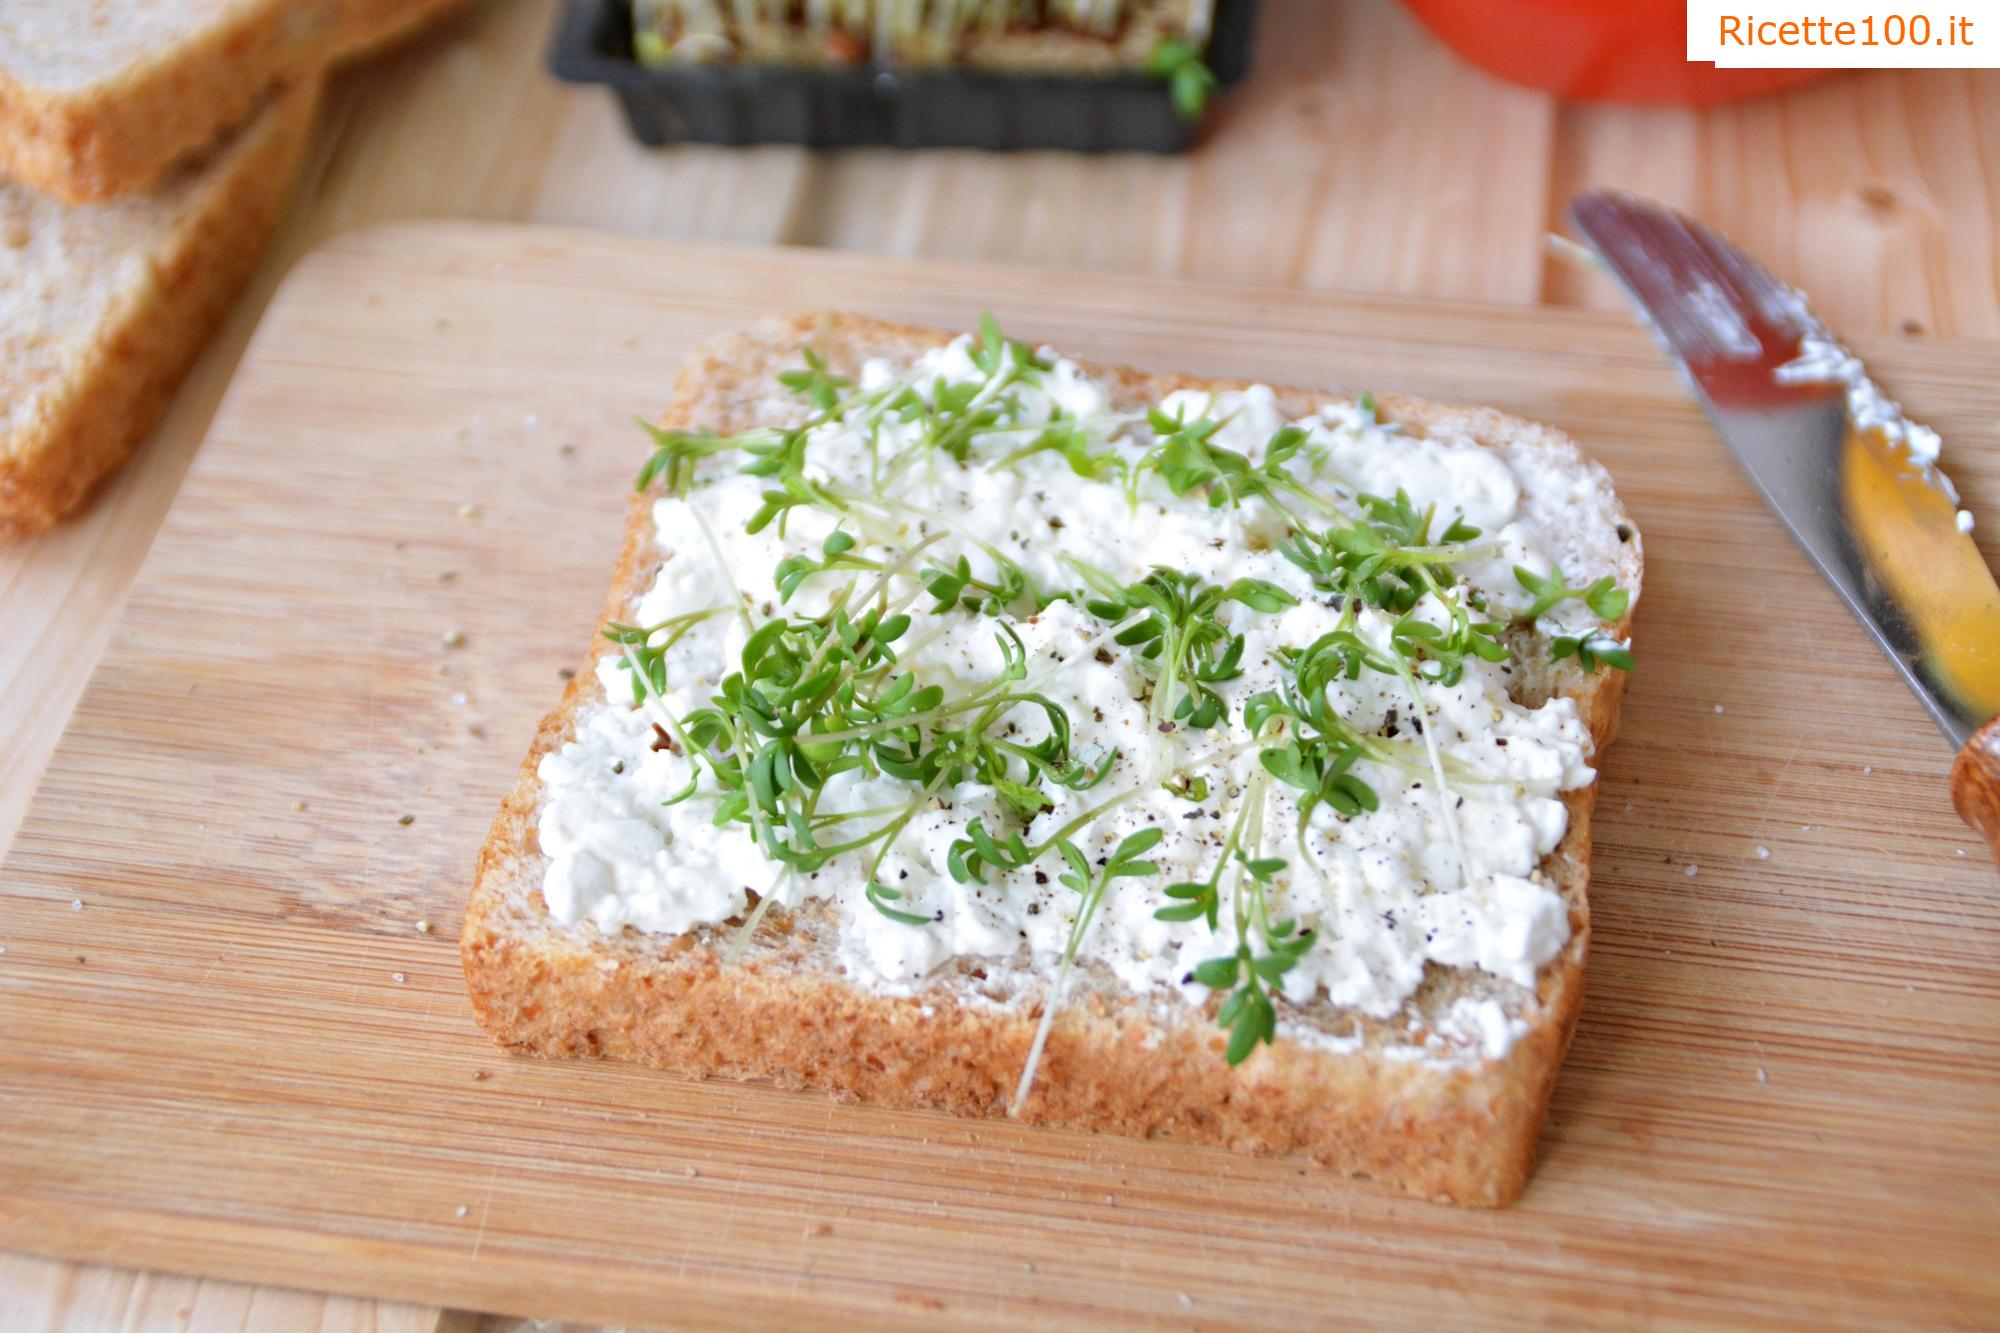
[1952, 716, 2000, 867]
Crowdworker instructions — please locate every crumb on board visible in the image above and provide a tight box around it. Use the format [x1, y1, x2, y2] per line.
[292, 800, 308, 812]
[458, 503, 481, 521]
[69, 899, 82, 910]
[417, 919, 433, 934]
[456, 1204, 469, 1218]
[1685, 864, 1699, 877]
[398, 814, 416, 826]
[442, 629, 466, 649]
[1756, 1067, 1768, 1084]
[392, 972, 406, 984]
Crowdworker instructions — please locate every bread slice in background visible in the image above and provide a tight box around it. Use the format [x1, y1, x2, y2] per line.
[0, 83, 317, 535]
[0, 0, 466, 203]
[462, 314, 1642, 1207]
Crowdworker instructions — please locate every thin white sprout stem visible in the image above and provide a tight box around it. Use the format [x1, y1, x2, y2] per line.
[690, 505, 756, 637]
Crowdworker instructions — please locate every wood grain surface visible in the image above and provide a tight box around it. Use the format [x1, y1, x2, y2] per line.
[0, 224, 1996, 1329]
[3, 0, 1997, 1326]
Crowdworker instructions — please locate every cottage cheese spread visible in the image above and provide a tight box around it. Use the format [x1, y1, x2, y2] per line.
[535, 335, 1627, 1056]
[1774, 318, 1975, 534]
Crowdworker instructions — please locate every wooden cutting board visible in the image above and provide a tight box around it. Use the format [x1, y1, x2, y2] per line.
[2, 222, 1995, 1328]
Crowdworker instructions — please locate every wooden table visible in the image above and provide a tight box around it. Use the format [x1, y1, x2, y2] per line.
[2, 1, 1992, 1327]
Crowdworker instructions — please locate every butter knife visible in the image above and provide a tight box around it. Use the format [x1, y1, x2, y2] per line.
[1569, 189, 2000, 865]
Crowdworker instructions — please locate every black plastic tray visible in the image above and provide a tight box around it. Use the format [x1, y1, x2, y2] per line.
[548, 0, 1257, 153]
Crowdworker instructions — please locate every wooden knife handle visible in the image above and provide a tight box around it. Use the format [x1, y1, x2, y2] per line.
[1952, 716, 2000, 867]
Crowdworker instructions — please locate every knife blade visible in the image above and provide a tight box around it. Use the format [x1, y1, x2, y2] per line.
[1568, 189, 2000, 859]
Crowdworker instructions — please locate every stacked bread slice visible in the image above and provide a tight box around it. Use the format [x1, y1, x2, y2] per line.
[0, 0, 466, 534]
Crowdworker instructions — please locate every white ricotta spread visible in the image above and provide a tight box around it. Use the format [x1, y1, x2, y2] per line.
[535, 336, 1629, 1059]
[1775, 326, 1975, 533]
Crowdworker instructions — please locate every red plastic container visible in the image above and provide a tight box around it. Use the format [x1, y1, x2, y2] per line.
[1402, 0, 1831, 106]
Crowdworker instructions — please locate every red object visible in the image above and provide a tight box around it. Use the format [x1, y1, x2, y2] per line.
[1401, 0, 1832, 106]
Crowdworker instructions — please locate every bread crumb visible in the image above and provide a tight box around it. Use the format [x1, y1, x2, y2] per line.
[1713, 704, 1724, 714]
[291, 800, 308, 812]
[1178, 1293, 1195, 1309]
[1023, 1262, 1035, 1273]
[392, 972, 406, 984]
[1862, 765, 1873, 774]
[469, 723, 488, 739]
[558, 667, 576, 681]
[455, 1204, 469, 1218]
[398, 814, 416, 826]
[684, 1166, 699, 1178]
[458, 504, 481, 521]
[442, 629, 466, 649]
[417, 919, 433, 934]
[438, 569, 458, 582]
[1754, 846, 1770, 859]
[1684, 865, 1699, 877]
[451, 691, 470, 706]
[70, 899, 83, 910]
[1756, 1066, 1768, 1084]
[473, 1070, 490, 1081]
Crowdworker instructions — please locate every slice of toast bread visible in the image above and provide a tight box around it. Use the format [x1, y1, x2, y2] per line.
[0, 0, 464, 203]
[0, 82, 317, 535]
[462, 313, 1641, 1207]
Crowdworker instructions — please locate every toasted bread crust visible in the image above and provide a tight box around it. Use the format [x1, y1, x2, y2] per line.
[462, 314, 1640, 1206]
[0, 0, 464, 203]
[0, 85, 317, 536]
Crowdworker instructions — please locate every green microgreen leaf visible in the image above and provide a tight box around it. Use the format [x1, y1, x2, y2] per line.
[1147, 37, 1217, 121]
